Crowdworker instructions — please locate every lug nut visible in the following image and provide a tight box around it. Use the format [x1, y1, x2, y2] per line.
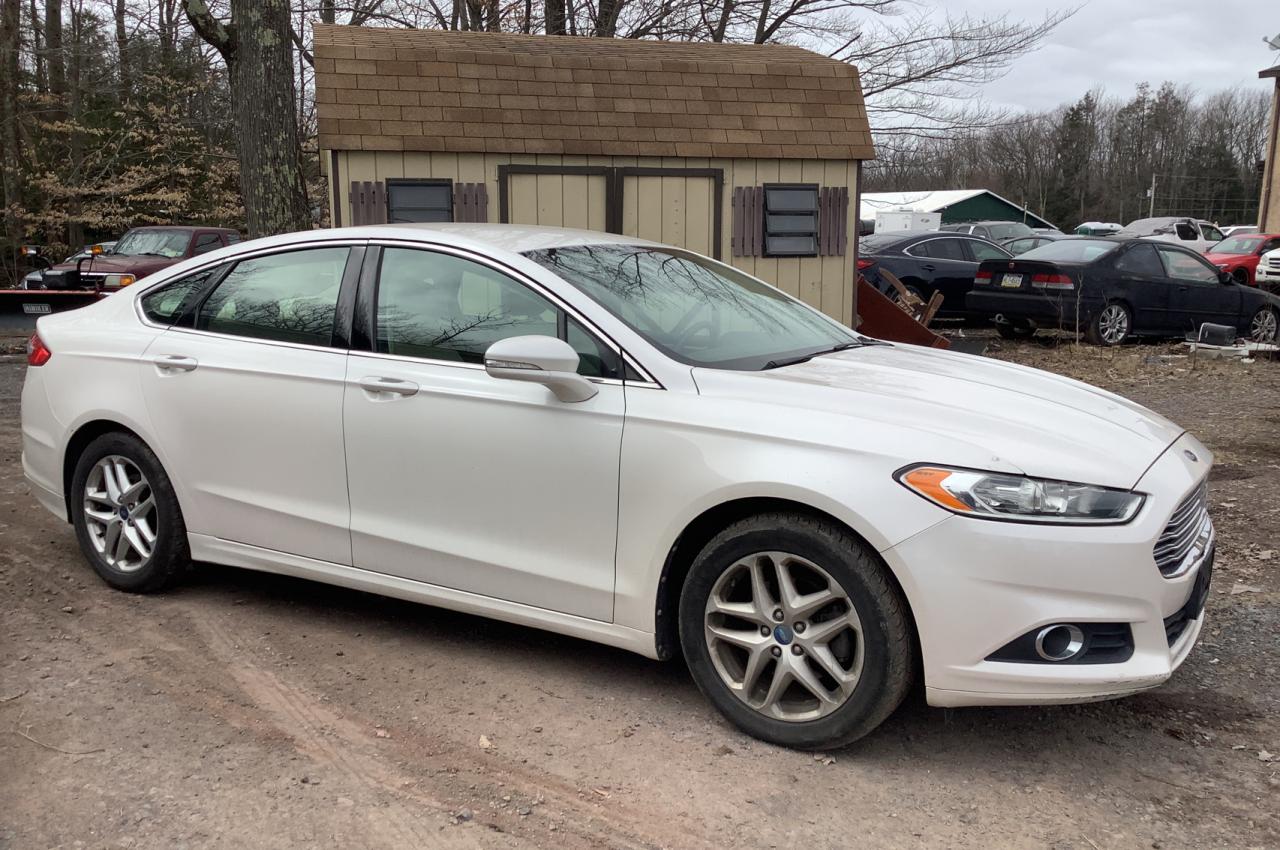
[772, 609, 784, 622]
[791, 645, 804, 656]
[760, 626, 771, 637]
[794, 622, 806, 634]
[770, 646, 782, 658]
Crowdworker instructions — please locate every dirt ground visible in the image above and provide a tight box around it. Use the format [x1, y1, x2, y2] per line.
[1, 337, 1277, 850]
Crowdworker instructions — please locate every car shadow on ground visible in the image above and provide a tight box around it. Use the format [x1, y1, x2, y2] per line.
[171, 560, 1229, 781]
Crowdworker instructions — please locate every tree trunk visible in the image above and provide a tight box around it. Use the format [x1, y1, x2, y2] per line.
[1, 0, 22, 262]
[114, 0, 129, 96]
[44, 0, 63, 104]
[183, 0, 310, 237]
[545, 0, 566, 35]
[27, 0, 44, 92]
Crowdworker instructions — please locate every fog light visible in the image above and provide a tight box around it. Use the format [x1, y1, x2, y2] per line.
[1034, 624, 1085, 661]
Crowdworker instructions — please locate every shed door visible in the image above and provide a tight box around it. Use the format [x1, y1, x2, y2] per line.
[621, 170, 718, 258]
[506, 171, 608, 231]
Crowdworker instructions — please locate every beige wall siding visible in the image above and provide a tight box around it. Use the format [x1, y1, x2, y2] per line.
[328, 151, 859, 325]
[1261, 81, 1280, 233]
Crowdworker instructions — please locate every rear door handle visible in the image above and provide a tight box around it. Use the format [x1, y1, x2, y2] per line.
[150, 354, 198, 373]
[920, 264, 936, 271]
[359, 376, 419, 397]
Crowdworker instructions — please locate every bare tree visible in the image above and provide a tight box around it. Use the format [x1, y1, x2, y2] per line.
[183, 0, 310, 237]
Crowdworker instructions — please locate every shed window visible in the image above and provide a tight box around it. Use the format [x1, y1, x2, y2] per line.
[387, 180, 453, 223]
[763, 184, 819, 257]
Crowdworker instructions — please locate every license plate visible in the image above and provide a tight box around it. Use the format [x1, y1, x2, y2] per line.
[23, 303, 52, 314]
[1000, 273, 1023, 288]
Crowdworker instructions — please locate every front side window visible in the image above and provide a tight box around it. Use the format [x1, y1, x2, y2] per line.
[763, 184, 818, 257]
[1156, 246, 1218, 284]
[525, 244, 860, 371]
[1175, 222, 1198, 241]
[196, 247, 349, 345]
[193, 233, 223, 255]
[141, 265, 226, 326]
[387, 181, 452, 223]
[375, 248, 618, 377]
[911, 238, 967, 261]
[114, 228, 192, 259]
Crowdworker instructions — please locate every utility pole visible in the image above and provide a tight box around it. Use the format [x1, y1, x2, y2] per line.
[1148, 173, 1156, 218]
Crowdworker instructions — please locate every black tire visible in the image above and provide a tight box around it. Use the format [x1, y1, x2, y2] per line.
[678, 512, 914, 750]
[996, 320, 1036, 340]
[1231, 268, 1249, 288]
[1085, 300, 1131, 346]
[1249, 305, 1279, 343]
[70, 431, 189, 593]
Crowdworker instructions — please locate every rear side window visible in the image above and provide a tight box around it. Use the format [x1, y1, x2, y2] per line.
[196, 247, 350, 346]
[912, 238, 967, 261]
[1114, 244, 1165, 277]
[140, 265, 226, 326]
[966, 241, 1010, 262]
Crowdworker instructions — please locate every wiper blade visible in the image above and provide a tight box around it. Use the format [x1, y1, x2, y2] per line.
[762, 341, 863, 370]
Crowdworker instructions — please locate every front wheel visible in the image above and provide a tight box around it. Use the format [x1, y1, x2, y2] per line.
[1232, 268, 1250, 288]
[1250, 306, 1278, 343]
[678, 513, 914, 750]
[1086, 301, 1131, 346]
[70, 432, 190, 593]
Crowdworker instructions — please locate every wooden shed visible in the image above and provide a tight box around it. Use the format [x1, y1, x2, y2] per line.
[313, 25, 874, 324]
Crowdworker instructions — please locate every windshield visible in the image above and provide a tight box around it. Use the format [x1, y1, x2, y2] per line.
[984, 222, 1034, 240]
[1018, 239, 1119, 263]
[524, 244, 861, 371]
[1212, 236, 1263, 254]
[114, 228, 191, 258]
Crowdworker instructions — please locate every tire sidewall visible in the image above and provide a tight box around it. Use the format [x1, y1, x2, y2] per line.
[1088, 301, 1129, 346]
[1251, 306, 1278, 343]
[678, 521, 908, 750]
[70, 432, 187, 592]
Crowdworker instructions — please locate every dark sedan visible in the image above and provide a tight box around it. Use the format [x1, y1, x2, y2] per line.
[968, 237, 1280, 345]
[857, 230, 1012, 318]
[1001, 233, 1065, 255]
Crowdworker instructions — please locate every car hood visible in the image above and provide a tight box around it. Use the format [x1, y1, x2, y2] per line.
[48, 255, 176, 276]
[691, 343, 1185, 490]
[1204, 251, 1255, 263]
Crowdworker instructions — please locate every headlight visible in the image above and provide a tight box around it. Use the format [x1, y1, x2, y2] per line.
[896, 465, 1144, 524]
[104, 273, 136, 287]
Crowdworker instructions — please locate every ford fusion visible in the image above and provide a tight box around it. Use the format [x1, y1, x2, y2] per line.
[21, 224, 1213, 749]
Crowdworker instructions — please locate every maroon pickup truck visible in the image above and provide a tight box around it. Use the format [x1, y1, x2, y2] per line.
[32, 225, 241, 291]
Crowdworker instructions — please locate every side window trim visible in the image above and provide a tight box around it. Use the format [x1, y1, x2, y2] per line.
[140, 262, 233, 328]
[358, 240, 652, 384]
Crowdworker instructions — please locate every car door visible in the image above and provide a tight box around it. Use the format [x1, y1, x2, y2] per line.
[1198, 222, 1224, 251]
[1110, 243, 1175, 333]
[139, 243, 361, 565]
[1155, 244, 1239, 333]
[342, 244, 625, 621]
[905, 237, 976, 312]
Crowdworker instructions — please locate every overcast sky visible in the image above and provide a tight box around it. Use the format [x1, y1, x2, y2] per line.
[914, 0, 1277, 112]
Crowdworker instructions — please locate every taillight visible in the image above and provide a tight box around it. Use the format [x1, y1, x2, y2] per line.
[1032, 273, 1074, 290]
[856, 259, 874, 270]
[27, 332, 51, 366]
[975, 270, 993, 285]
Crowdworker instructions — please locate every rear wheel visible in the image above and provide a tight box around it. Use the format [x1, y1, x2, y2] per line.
[996, 319, 1037, 340]
[1250, 306, 1278, 343]
[678, 513, 914, 749]
[70, 432, 189, 593]
[1086, 301, 1131, 346]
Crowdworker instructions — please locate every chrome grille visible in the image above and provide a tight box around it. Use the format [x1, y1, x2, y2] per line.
[1153, 482, 1212, 578]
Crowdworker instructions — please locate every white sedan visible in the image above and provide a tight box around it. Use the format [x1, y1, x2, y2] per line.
[21, 224, 1214, 749]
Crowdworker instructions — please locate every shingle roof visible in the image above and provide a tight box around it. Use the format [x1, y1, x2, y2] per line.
[313, 26, 874, 161]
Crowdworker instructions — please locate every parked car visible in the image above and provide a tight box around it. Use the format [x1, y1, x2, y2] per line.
[1075, 222, 1124, 236]
[1118, 217, 1225, 253]
[1002, 233, 1066, 255]
[1203, 233, 1280, 287]
[939, 220, 1036, 241]
[857, 230, 1012, 317]
[35, 226, 239, 291]
[23, 223, 1216, 750]
[1220, 225, 1258, 238]
[1257, 246, 1280, 290]
[20, 241, 118, 289]
[968, 237, 1280, 345]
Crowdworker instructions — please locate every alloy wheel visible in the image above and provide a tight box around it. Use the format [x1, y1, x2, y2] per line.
[83, 455, 157, 573]
[1098, 304, 1129, 344]
[704, 551, 864, 722]
[1251, 308, 1278, 343]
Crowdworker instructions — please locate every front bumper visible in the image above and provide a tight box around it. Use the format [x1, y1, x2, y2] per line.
[1256, 264, 1280, 286]
[883, 432, 1213, 707]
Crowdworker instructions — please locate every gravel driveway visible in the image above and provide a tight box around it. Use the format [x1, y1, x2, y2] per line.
[1, 343, 1276, 849]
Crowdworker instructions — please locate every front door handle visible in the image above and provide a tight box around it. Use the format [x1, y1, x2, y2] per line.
[920, 264, 936, 272]
[150, 354, 198, 373]
[359, 376, 419, 397]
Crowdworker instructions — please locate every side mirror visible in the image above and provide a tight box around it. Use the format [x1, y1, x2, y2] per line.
[484, 335, 598, 403]
[1219, 271, 1234, 285]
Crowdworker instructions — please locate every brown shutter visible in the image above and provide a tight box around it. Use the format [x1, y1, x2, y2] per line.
[473, 183, 488, 222]
[451, 183, 489, 223]
[731, 186, 765, 257]
[349, 180, 388, 226]
[818, 186, 849, 256]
